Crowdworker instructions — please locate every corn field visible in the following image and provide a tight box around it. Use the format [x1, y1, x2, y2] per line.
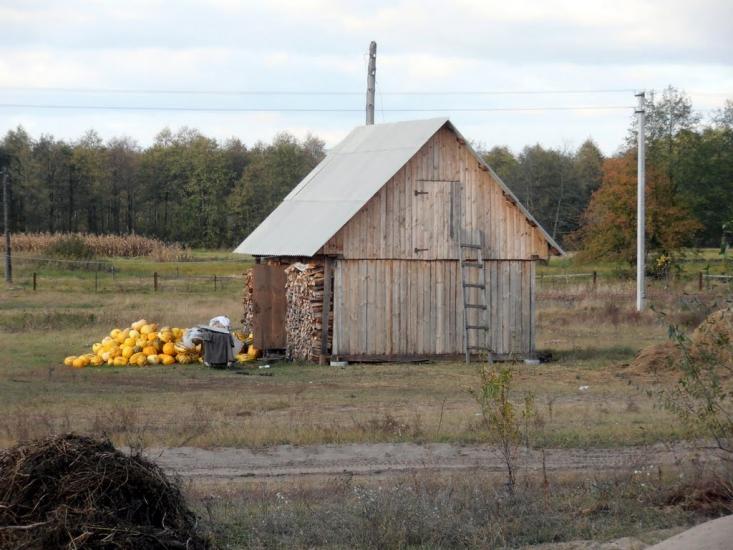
[0, 232, 190, 261]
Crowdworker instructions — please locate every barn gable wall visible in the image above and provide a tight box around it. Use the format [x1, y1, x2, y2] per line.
[321, 125, 550, 260]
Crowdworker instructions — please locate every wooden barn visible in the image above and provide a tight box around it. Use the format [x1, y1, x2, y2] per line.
[235, 118, 563, 362]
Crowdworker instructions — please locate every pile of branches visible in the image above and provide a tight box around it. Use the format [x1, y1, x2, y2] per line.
[285, 262, 330, 361]
[241, 268, 254, 333]
[0, 434, 209, 549]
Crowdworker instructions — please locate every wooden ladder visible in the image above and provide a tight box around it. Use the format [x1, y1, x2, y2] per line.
[459, 232, 491, 363]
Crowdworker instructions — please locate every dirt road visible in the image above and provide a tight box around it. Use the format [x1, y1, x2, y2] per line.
[146, 441, 709, 480]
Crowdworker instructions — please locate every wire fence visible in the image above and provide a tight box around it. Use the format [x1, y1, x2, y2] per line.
[3, 255, 731, 294]
[6, 255, 247, 293]
[536, 270, 732, 290]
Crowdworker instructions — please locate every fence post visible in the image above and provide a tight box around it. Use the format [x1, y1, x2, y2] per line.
[32, 272, 36, 291]
[214, 275, 217, 291]
[592, 271, 597, 289]
[698, 271, 703, 291]
[154, 272, 158, 292]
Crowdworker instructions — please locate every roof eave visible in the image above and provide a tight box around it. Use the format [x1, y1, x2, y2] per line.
[445, 121, 565, 257]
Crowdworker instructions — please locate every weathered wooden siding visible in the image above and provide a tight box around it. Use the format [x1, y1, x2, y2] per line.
[332, 259, 534, 357]
[321, 125, 551, 261]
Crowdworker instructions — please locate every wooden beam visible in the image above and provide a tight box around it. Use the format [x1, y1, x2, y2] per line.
[320, 257, 333, 361]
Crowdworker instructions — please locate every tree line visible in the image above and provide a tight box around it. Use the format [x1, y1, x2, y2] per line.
[1, 87, 731, 258]
[0, 127, 325, 249]
[482, 88, 733, 257]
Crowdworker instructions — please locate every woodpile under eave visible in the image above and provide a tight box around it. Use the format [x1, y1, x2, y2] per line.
[285, 262, 332, 362]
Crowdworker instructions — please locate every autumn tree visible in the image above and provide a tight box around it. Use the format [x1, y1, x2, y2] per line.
[575, 152, 700, 263]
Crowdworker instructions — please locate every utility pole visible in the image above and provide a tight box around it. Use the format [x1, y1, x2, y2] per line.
[635, 91, 646, 311]
[2, 168, 11, 284]
[366, 41, 377, 125]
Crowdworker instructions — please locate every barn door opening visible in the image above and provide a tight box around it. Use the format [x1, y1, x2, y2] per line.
[252, 263, 287, 350]
[413, 180, 459, 257]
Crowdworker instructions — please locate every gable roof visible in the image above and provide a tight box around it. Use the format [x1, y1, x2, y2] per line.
[234, 118, 563, 257]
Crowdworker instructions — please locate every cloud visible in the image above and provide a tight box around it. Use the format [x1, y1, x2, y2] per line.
[0, 0, 730, 153]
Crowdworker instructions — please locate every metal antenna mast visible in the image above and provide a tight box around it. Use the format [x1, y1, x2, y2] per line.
[635, 91, 646, 311]
[366, 41, 377, 125]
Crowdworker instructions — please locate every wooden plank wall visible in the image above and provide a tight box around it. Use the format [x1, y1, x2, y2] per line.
[321, 126, 551, 261]
[332, 259, 534, 357]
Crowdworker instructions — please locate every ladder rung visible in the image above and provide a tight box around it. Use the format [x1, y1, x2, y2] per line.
[466, 325, 488, 330]
[463, 283, 485, 289]
[460, 243, 481, 249]
[462, 262, 483, 268]
[464, 304, 486, 309]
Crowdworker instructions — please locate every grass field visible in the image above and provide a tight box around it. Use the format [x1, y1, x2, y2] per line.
[0, 254, 729, 450]
[1, 252, 731, 548]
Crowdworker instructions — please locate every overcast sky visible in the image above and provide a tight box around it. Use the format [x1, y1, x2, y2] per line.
[1, 0, 731, 154]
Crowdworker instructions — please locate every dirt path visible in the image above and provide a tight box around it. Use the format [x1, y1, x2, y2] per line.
[145, 441, 709, 480]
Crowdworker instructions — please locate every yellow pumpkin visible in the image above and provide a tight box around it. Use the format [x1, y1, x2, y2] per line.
[142, 345, 157, 357]
[131, 319, 147, 331]
[121, 346, 134, 359]
[162, 342, 176, 356]
[90, 356, 104, 367]
[64, 356, 76, 366]
[160, 354, 175, 365]
[159, 330, 174, 343]
[72, 358, 85, 368]
[128, 329, 140, 339]
[113, 356, 128, 367]
[147, 354, 160, 365]
[92, 343, 102, 353]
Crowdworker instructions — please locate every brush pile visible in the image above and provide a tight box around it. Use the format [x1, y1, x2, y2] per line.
[0, 434, 209, 549]
[285, 262, 331, 361]
[241, 268, 254, 333]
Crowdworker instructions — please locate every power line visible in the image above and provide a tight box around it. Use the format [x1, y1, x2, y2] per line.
[0, 86, 642, 96]
[0, 103, 636, 113]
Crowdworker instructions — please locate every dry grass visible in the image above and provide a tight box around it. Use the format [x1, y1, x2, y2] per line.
[1, 232, 190, 260]
[191, 467, 712, 549]
[1, 279, 729, 450]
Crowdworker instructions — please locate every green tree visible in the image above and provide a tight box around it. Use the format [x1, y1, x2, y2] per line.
[482, 145, 519, 183]
[33, 135, 72, 232]
[1, 127, 40, 232]
[107, 137, 141, 234]
[229, 133, 325, 243]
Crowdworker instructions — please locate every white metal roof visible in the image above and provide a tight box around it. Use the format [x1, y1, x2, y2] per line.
[234, 117, 563, 257]
[234, 117, 448, 256]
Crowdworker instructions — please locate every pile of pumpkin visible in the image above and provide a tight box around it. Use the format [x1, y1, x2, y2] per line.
[63, 319, 200, 368]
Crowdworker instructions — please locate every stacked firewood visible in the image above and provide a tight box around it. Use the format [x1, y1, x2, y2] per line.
[241, 268, 254, 333]
[285, 262, 331, 361]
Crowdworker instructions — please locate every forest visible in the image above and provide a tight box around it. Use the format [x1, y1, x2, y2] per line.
[1, 87, 731, 257]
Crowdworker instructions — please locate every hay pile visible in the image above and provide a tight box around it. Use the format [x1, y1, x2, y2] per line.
[691, 307, 733, 366]
[0, 434, 209, 549]
[628, 307, 733, 377]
